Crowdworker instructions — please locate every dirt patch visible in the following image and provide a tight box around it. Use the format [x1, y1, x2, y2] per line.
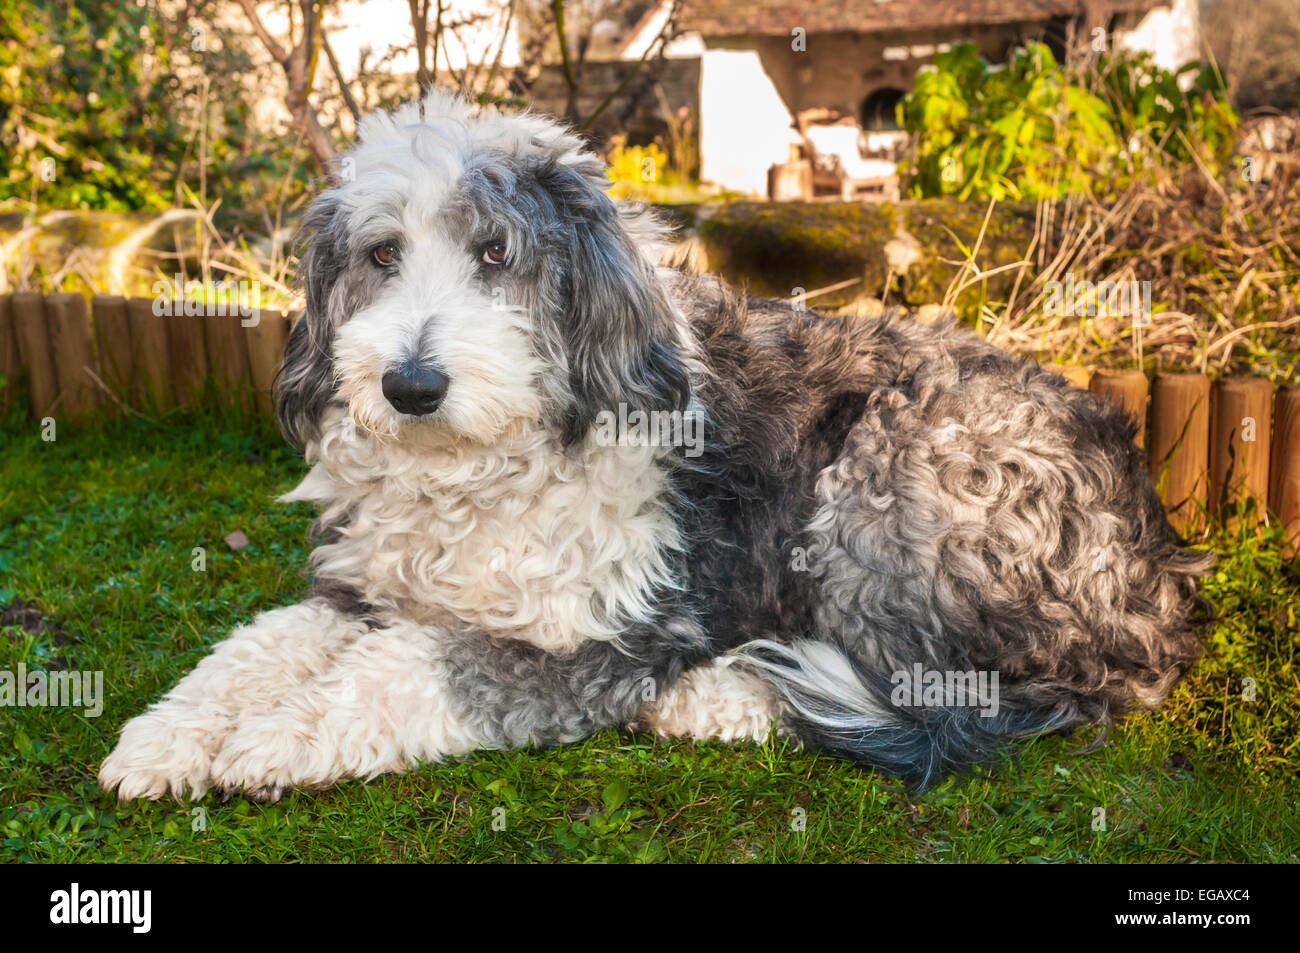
[1, 597, 74, 647]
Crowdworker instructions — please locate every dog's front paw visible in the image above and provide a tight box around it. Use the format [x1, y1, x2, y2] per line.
[208, 716, 332, 802]
[99, 709, 218, 801]
[209, 710, 410, 801]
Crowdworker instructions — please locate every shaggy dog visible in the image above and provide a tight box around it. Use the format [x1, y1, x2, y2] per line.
[100, 93, 1212, 801]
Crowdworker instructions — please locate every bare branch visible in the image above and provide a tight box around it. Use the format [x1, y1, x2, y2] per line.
[483, 0, 517, 95]
[580, 0, 681, 131]
[321, 22, 362, 122]
[551, 0, 576, 93]
[409, 0, 432, 93]
[236, 0, 337, 172]
[237, 0, 289, 65]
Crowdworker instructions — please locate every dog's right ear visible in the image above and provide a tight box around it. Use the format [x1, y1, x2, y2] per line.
[532, 159, 689, 446]
[277, 191, 343, 450]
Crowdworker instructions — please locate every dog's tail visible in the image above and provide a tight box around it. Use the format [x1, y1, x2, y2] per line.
[731, 639, 1083, 789]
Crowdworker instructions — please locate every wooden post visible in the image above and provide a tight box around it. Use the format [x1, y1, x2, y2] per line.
[9, 292, 59, 418]
[203, 311, 253, 411]
[1210, 377, 1273, 527]
[164, 305, 209, 409]
[1270, 385, 1300, 557]
[44, 292, 101, 418]
[92, 294, 135, 405]
[0, 295, 17, 409]
[1043, 363, 1093, 390]
[1090, 369, 1149, 447]
[1148, 373, 1211, 536]
[127, 297, 172, 410]
[768, 160, 813, 202]
[245, 309, 291, 415]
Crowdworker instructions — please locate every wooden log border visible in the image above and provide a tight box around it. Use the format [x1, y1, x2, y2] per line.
[1, 295, 1298, 554]
[1, 291, 297, 421]
[1148, 373, 1212, 537]
[1271, 386, 1300, 558]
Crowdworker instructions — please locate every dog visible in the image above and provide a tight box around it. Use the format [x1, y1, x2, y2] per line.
[99, 92, 1212, 801]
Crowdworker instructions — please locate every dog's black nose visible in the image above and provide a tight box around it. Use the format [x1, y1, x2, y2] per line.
[382, 364, 449, 416]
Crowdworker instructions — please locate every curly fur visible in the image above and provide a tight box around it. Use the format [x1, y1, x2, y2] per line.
[99, 92, 1212, 800]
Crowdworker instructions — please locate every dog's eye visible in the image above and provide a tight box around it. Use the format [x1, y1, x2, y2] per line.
[481, 241, 507, 266]
[372, 242, 400, 267]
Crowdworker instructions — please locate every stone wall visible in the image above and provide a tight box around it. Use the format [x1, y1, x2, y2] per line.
[661, 200, 1039, 309]
[526, 57, 700, 149]
[2, 201, 1040, 305]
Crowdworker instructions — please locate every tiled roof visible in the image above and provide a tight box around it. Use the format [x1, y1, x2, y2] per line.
[678, 0, 1167, 37]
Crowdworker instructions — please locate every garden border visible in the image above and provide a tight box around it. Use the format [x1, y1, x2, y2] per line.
[0, 292, 1296, 555]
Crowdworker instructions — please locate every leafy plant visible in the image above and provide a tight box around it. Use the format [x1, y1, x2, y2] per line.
[0, 1, 313, 223]
[0, 1, 184, 210]
[604, 135, 673, 201]
[1093, 51, 1238, 177]
[900, 43, 1238, 201]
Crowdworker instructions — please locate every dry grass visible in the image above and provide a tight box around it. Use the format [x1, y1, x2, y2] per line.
[952, 126, 1300, 378]
[5, 120, 1298, 386]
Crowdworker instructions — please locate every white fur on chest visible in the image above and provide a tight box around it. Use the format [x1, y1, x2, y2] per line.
[283, 410, 680, 653]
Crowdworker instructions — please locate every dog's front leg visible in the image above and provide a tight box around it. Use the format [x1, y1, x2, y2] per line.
[204, 615, 470, 800]
[99, 600, 370, 800]
[205, 615, 710, 799]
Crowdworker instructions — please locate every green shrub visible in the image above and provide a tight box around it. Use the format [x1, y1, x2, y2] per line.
[0, 1, 312, 223]
[0, 1, 184, 210]
[900, 43, 1238, 201]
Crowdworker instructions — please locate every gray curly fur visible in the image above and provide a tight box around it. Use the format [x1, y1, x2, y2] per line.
[671, 283, 1213, 787]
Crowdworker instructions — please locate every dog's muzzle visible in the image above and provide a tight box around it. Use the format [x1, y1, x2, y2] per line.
[381, 363, 449, 416]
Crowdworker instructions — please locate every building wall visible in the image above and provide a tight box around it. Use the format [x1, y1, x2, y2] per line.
[695, 26, 1034, 196]
[698, 47, 801, 196]
[527, 58, 700, 148]
[691, 5, 1204, 195]
[1115, 0, 1202, 73]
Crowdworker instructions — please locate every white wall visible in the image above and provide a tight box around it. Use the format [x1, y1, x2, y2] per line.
[620, 7, 705, 59]
[1116, 0, 1202, 73]
[698, 48, 799, 197]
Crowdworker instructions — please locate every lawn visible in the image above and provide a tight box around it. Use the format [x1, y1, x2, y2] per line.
[1, 409, 1297, 863]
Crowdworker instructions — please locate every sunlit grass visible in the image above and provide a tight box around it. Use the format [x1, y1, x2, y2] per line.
[1, 411, 1296, 863]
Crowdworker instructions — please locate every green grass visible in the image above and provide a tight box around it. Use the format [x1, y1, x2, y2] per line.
[1, 410, 1297, 863]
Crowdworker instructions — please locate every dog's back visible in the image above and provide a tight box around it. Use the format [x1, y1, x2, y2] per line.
[668, 277, 1213, 786]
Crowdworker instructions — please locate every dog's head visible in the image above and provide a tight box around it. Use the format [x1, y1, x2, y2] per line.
[277, 91, 689, 451]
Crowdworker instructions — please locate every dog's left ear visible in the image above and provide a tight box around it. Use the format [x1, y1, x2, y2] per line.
[537, 159, 690, 445]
